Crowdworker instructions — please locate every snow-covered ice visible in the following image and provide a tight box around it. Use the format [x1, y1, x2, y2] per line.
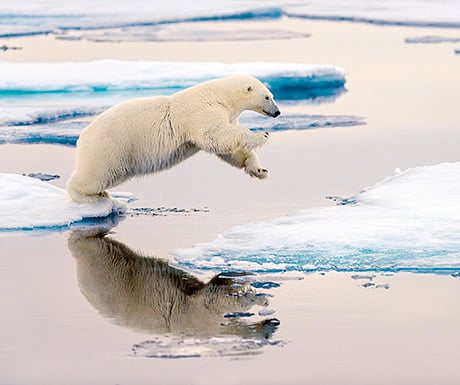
[0, 174, 134, 230]
[173, 162, 460, 274]
[0, 61, 345, 94]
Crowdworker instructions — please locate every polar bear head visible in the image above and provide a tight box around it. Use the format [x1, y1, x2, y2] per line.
[226, 76, 281, 118]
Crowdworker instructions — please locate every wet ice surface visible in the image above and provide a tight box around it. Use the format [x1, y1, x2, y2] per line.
[173, 162, 460, 275]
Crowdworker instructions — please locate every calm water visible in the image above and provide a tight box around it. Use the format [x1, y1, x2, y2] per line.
[1, 9, 460, 385]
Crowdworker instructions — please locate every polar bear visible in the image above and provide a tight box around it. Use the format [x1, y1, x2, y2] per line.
[66, 75, 280, 202]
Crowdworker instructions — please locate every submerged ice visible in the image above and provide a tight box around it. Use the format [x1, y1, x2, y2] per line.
[173, 162, 460, 274]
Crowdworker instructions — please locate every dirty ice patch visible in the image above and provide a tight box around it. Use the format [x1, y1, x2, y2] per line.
[173, 163, 460, 274]
[0, 173, 134, 231]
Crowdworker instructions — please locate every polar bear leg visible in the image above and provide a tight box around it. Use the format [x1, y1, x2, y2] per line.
[195, 124, 268, 155]
[66, 173, 111, 203]
[239, 129, 269, 150]
[243, 150, 269, 179]
[216, 148, 268, 179]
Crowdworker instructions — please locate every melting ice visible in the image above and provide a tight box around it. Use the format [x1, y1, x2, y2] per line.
[173, 163, 460, 274]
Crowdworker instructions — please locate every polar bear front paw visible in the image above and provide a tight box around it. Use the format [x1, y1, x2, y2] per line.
[245, 131, 269, 149]
[246, 166, 269, 179]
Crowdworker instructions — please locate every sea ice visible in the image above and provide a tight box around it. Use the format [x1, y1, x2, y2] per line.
[1, 0, 460, 39]
[173, 162, 460, 274]
[0, 61, 345, 95]
[0, 111, 364, 146]
[0, 173, 133, 230]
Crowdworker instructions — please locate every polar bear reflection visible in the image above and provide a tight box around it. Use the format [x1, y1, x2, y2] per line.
[68, 231, 279, 339]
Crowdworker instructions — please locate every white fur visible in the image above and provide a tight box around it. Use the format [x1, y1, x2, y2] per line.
[66, 75, 279, 202]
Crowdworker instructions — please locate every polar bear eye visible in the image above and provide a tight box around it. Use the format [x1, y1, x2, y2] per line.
[265, 96, 270, 100]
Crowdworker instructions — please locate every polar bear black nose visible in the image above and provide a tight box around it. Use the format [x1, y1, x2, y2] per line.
[273, 110, 281, 117]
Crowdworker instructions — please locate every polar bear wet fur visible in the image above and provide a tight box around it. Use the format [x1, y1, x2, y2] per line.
[66, 75, 280, 203]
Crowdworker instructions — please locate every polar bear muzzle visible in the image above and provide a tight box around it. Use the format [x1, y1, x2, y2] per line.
[263, 98, 281, 118]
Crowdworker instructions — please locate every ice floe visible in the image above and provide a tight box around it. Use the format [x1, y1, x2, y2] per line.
[1, 0, 460, 40]
[0, 111, 364, 146]
[0, 173, 133, 230]
[173, 162, 460, 274]
[0, 61, 346, 96]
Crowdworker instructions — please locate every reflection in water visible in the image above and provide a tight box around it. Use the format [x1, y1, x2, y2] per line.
[68, 230, 281, 357]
